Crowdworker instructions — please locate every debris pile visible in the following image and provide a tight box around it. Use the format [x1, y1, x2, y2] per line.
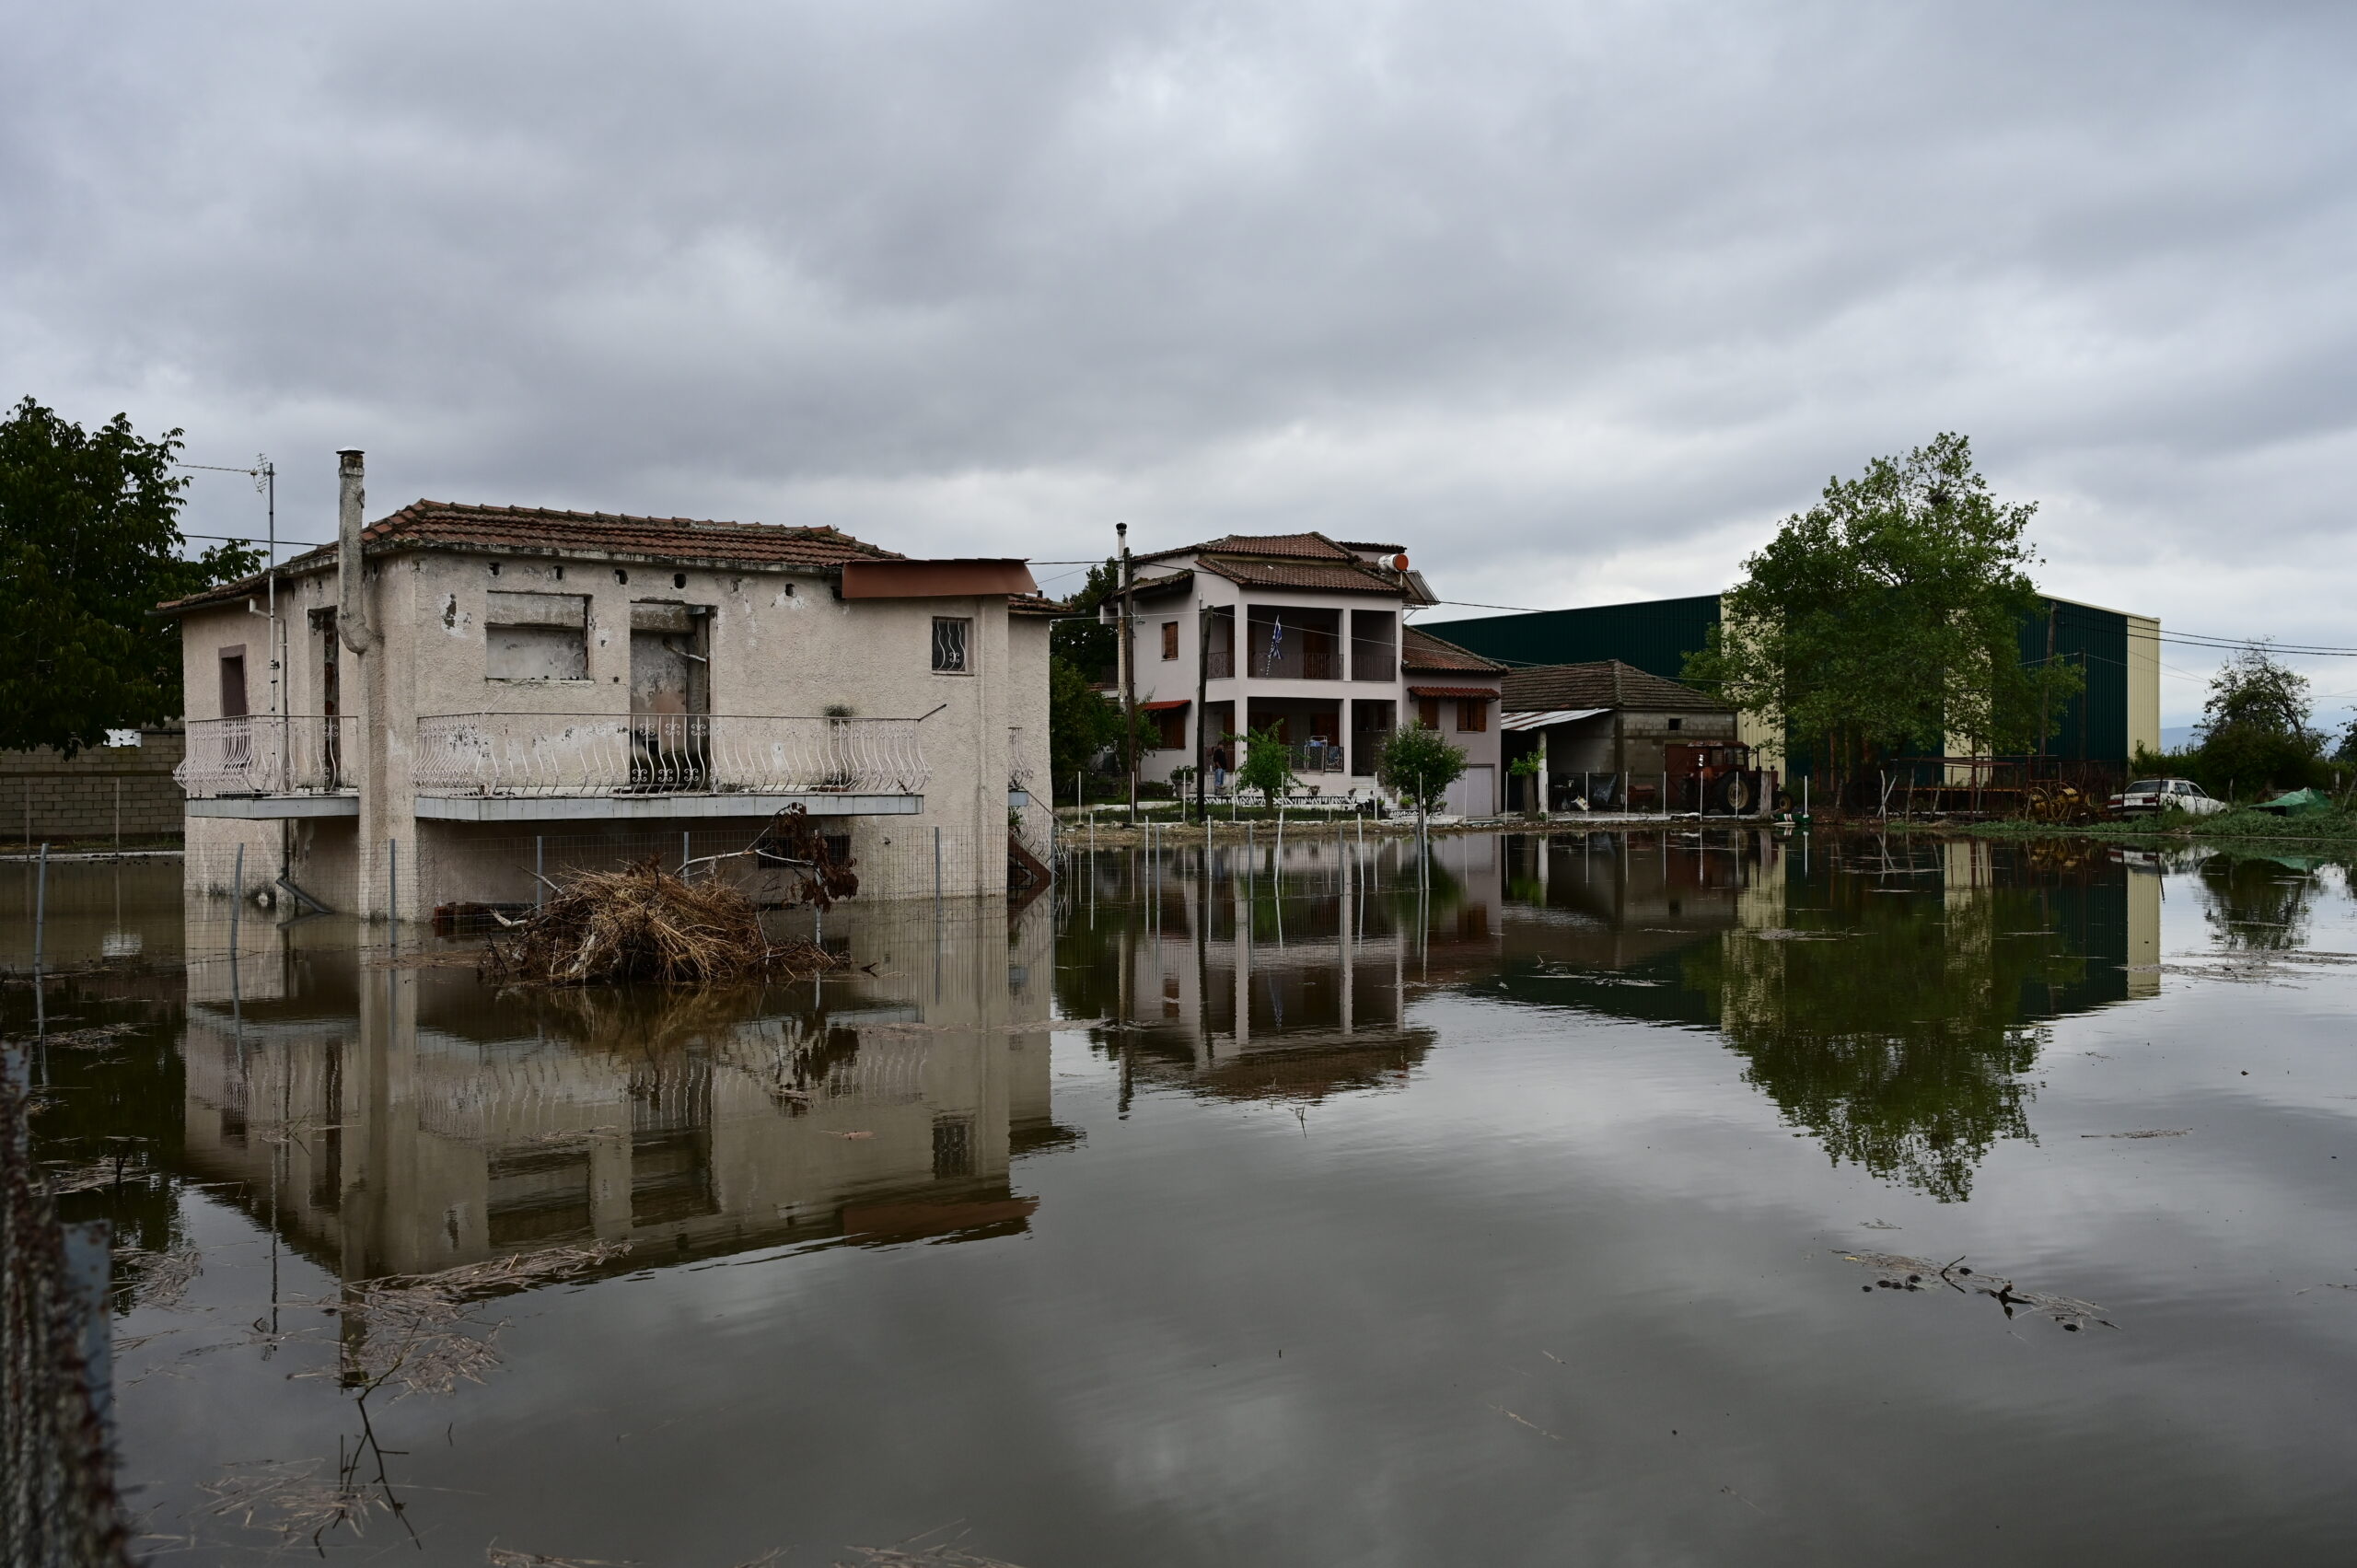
[483, 859, 837, 986]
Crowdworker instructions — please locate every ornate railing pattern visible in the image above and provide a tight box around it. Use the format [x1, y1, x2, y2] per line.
[175, 715, 354, 797]
[412, 714, 930, 797]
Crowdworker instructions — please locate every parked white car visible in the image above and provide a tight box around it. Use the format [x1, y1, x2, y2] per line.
[2110, 777, 2227, 817]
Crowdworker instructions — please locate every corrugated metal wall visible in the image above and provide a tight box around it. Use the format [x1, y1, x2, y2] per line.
[1421, 595, 1724, 679]
[2021, 598, 2130, 764]
[1428, 592, 2136, 769]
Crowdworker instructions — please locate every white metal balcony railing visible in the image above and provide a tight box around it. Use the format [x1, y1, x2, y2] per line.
[412, 714, 931, 797]
[175, 714, 356, 797]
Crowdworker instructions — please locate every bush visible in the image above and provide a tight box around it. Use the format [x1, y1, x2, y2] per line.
[1377, 725, 1467, 814]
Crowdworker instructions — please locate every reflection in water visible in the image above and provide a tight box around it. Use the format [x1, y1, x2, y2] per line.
[2195, 854, 2319, 952]
[164, 898, 1061, 1290]
[1687, 846, 2098, 1202]
[1491, 831, 2158, 1201]
[14, 837, 2357, 1565]
[1049, 829, 2165, 1201]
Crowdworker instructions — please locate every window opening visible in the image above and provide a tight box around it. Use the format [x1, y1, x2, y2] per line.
[932, 617, 971, 673]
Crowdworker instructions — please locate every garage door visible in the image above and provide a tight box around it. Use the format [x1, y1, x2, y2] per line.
[1445, 764, 1494, 818]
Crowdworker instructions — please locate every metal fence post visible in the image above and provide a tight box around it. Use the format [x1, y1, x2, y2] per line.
[33, 841, 48, 972]
[230, 842, 243, 958]
[682, 830, 691, 874]
[387, 837, 397, 949]
[934, 824, 943, 913]
[535, 835, 545, 908]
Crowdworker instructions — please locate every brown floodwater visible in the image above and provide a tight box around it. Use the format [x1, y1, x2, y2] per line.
[6, 830, 2355, 1565]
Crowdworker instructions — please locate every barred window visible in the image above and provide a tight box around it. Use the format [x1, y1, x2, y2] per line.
[932, 616, 971, 673]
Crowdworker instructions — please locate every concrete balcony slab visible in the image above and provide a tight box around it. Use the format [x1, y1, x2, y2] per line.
[412, 792, 923, 822]
[187, 796, 360, 819]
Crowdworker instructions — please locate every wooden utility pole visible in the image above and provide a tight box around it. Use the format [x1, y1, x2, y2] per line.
[1119, 523, 1138, 823]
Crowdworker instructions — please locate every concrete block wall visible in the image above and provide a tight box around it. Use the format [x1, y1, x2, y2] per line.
[0, 728, 186, 843]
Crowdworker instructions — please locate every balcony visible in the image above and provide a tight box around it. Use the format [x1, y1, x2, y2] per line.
[410, 714, 930, 821]
[177, 715, 359, 818]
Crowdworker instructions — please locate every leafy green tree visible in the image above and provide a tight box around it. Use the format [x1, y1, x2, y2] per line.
[1377, 724, 1465, 813]
[1047, 655, 1124, 795]
[0, 398, 261, 753]
[1235, 723, 1297, 802]
[1683, 434, 2079, 804]
[1050, 559, 1119, 680]
[2334, 717, 2357, 768]
[2195, 645, 2324, 797]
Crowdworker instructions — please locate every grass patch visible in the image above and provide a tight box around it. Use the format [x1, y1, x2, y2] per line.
[1965, 803, 2357, 849]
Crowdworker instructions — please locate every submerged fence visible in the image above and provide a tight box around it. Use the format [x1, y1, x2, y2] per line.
[177, 819, 1036, 923]
[2, 1050, 134, 1568]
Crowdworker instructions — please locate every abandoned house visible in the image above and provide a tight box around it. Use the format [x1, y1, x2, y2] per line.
[1500, 660, 1742, 811]
[1107, 532, 1506, 816]
[160, 452, 1052, 916]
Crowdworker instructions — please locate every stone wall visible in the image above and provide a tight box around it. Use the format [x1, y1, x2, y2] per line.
[0, 728, 185, 844]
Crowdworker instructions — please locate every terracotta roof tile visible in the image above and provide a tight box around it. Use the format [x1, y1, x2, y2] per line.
[1193, 556, 1407, 595]
[1502, 660, 1729, 714]
[1400, 626, 1504, 674]
[1139, 531, 1358, 563]
[158, 500, 902, 614]
[1007, 592, 1070, 617]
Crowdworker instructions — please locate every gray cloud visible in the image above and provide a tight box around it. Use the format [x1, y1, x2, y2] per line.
[6, 0, 2354, 721]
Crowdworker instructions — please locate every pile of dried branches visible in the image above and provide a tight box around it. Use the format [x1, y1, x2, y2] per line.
[482, 859, 837, 987]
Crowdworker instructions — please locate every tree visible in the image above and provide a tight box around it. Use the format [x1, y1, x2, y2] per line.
[1047, 655, 1124, 795]
[1682, 434, 2081, 806]
[1050, 558, 1119, 680]
[0, 398, 261, 753]
[2335, 717, 2357, 768]
[1235, 724, 1297, 803]
[1376, 724, 1465, 814]
[2195, 645, 2323, 797]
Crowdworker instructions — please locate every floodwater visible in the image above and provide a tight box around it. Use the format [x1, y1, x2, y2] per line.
[7, 830, 2356, 1566]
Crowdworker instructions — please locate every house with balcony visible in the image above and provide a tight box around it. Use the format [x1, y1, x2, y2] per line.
[159, 453, 1052, 917]
[1111, 533, 1505, 816]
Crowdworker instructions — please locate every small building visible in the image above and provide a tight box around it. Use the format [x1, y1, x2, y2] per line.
[158, 453, 1053, 917]
[1500, 660, 1739, 811]
[1109, 532, 1505, 814]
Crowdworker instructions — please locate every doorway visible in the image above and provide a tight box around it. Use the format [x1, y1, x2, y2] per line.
[630, 603, 711, 789]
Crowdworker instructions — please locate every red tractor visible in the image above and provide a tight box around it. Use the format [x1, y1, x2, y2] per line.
[1666, 742, 1770, 816]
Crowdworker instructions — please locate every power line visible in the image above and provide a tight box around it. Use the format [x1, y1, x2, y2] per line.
[182, 532, 327, 549]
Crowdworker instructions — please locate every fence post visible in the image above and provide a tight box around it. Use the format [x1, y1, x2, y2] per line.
[33, 841, 48, 973]
[681, 830, 691, 875]
[388, 837, 397, 949]
[934, 824, 943, 914]
[535, 836, 545, 908]
[229, 842, 244, 961]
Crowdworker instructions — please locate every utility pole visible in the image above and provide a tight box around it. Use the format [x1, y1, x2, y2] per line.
[1119, 523, 1138, 825]
[1194, 600, 1211, 824]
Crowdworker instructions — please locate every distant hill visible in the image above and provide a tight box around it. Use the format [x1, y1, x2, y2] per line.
[2159, 726, 2199, 752]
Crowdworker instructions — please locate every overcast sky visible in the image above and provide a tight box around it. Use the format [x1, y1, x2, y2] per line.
[6, 1, 2352, 727]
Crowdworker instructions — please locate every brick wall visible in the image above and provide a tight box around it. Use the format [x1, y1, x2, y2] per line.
[0, 728, 186, 844]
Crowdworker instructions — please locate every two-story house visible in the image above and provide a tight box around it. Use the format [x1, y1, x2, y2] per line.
[160, 452, 1053, 918]
[1109, 533, 1504, 815]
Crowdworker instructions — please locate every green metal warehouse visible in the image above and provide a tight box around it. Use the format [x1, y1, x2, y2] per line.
[1422, 592, 2160, 775]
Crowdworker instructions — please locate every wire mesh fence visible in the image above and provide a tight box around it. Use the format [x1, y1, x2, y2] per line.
[2, 1048, 134, 1568]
